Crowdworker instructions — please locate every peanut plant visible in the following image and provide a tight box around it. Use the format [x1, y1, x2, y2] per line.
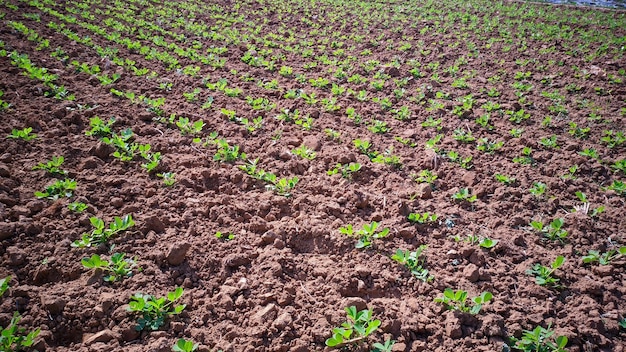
[35, 178, 76, 200]
[526, 256, 564, 287]
[325, 306, 381, 348]
[434, 289, 493, 314]
[81, 253, 139, 282]
[128, 287, 186, 331]
[71, 215, 135, 248]
[32, 156, 67, 176]
[391, 246, 434, 282]
[339, 222, 390, 249]
[513, 325, 568, 352]
[7, 127, 37, 141]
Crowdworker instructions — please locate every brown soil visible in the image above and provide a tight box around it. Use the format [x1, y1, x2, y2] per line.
[1, 0, 625, 351]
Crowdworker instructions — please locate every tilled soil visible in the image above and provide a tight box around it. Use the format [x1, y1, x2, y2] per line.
[0, 0, 625, 351]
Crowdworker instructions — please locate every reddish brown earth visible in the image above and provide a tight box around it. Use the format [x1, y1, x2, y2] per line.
[0, 0, 625, 351]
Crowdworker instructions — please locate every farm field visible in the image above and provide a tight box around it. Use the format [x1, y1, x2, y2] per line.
[0, 0, 625, 350]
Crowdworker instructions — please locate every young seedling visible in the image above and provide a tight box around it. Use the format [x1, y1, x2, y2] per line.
[176, 117, 204, 135]
[35, 178, 77, 200]
[172, 338, 199, 352]
[513, 325, 568, 352]
[325, 306, 381, 348]
[71, 215, 135, 248]
[494, 174, 516, 186]
[372, 340, 395, 352]
[68, 202, 88, 213]
[413, 170, 437, 185]
[215, 231, 235, 241]
[157, 172, 176, 186]
[391, 246, 434, 282]
[434, 288, 493, 315]
[339, 222, 390, 249]
[452, 188, 477, 203]
[606, 180, 626, 196]
[266, 176, 299, 197]
[455, 234, 499, 249]
[407, 212, 438, 224]
[529, 182, 547, 197]
[0, 276, 9, 297]
[526, 256, 565, 287]
[476, 138, 503, 154]
[327, 163, 361, 180]
[0, 312, 41, 351]
[530, 218, 568, 242]
[213, 139, 246, 162]
[128, 287, 186, 331]
[7, 127, 37, 141]
[32, 156, 67, 176]
[292, 145, 316, 160]
[324, 129, 341, 142]
[81, 253, 138, 282]
[85, 116, 115, 138]
[582, 247, 626, 265]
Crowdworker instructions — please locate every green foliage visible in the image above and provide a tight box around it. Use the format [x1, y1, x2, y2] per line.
[414, 170, 437, 185]
[407, 212, 437, 224]
[476, 138, 503, 153]
[7, 127, 36, 141]
[529, 182, 547, 197]
[530, 218, 568, 242]
[434, 288, 492, 315]
[606, 180, 626, 196]
[266, 176, 299, 197]
[128, 287, 186, 331]
[327, 163, 361, 180]
[339, 222, 390, 249]
[325, 306, 381, 348]
[213, 139, 246, 162]
[68, 202, 88, 213]
[81, 253, 138, 282]
[391, 246, 433, 282]
[34, 178, 76, 200]
[85, 116, 115, 138]
[494, 174, 516, 186]
[526, 256, 565, 287]
[513, 325, 568, 352]
[215, 231, 235, 241]
[0, 312, 41, 351]
[172, 338, 199, 352]
[582, 247, 626, 265]
[71, 215, 135, 248]
[0, 276, 9, 297]
[176, 117, 204, 135]
[452, 188, 477, 203]
[32, 156, 67, 176]
[292, 145, 316, 160]
[158, 172, 176, 186]
[372, 340, 395, 352]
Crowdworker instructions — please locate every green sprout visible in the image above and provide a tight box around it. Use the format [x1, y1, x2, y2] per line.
[128, 287, 186, 331]
[339, 222, 390, 249]
[325, 306, 381, 348]
[434, 288, 492, 315]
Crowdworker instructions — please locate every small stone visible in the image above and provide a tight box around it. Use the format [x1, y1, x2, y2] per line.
[224, 253, 252, 268]
[120, 326, 140, 342]
[6, 246, 25, 266]
[0, 222, 15, 241]
[252, 303, 277, 325]
[166, 241, 191, 266]
[341, 297, 367, 311]
[92, 142, 114, 160]
[0, 163, 10, 177]
[302, 135, 322, 151]
[463, 264, 480, 283]
[143, 215, 165, 234]
[273, 312, 293, 329]
[41, 295, 66, 315]
[84, 329, 119, 345]
[444, 312, 463, 338]
[26, 200, 45, 214]
[111, 197, 123, 208]
[79, 156, 104, 170]
[416, 183, 432, 199]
